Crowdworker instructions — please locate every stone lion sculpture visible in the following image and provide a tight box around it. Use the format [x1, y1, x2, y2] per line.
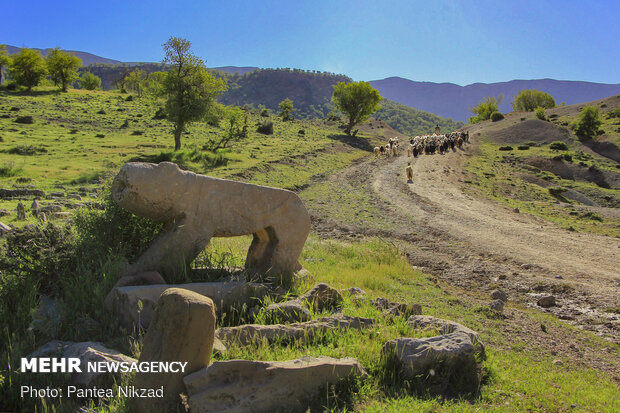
[112, 162, 311, 284]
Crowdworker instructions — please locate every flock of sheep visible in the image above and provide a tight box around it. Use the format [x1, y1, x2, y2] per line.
[373, 131, 470, 158]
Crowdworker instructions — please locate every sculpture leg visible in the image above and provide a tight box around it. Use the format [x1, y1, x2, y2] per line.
[127, 221, 211, 281]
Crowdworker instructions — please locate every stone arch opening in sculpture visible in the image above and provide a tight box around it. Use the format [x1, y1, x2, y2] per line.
[111, 162, 311, 285]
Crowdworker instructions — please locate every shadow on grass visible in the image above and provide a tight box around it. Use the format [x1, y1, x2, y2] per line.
[327, 133, 375, 152]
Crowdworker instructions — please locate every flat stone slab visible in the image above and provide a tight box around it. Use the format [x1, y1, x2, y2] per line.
[106, 281, 269, 330]
[216, 315, 375, 346]
[407, 315, 485, 357]
[183, 356, 367, 413]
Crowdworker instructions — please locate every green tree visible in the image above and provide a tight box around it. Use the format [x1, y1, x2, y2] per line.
[162, 37, 228, 150]
[78, 71, 101, 90]
[278, 98, 294, 121]
[125, 69, 145, 97]
[46, 48, 82, 92]
[469, 95, 503, 123]
[512, 89, 556, 111]
[0, 44, 10, 85]
[143, 71, 167, 97]
[332, 81, 382, 135]
[9, 48, 47, 91]
[573, 105, 602, 139]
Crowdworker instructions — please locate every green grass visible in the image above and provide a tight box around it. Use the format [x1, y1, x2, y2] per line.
[465, 138, 620, 237]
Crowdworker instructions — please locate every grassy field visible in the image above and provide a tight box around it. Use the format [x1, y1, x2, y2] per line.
[464, 137, 620, 237]
[1, 88, 619, 412]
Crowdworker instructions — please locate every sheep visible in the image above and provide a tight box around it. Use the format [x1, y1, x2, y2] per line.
[374, 147, 380, 157]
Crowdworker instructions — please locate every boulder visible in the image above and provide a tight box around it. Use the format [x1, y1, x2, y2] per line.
[372, 297, 422, 318]
[538, 295, 556, 308]
[134, 288, 216, 413]
[17, 202, 26, 220]
[0, 188, 45, 199]
[0, 209, 10, 217]
[407, 315, 485, 358]
[382, 333, 480, 395]
[263, 299, 311, 323]
[489, 299, 504, 312]
[0, 221, 11, 237]
[490, 289, 508, 301]
[26, 341, 136, 387]
[299, 283, 343, 312]
[183, 356, 367, 413]
[111, 162, 310, 285]
[216, 315, 375, 347]
[113, 271, 166, 288]
[106, 281, 268, 330]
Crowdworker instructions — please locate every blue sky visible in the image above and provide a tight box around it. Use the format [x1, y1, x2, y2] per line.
[4, 0, 619, 85]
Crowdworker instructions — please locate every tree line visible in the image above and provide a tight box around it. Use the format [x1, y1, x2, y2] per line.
[1, 39, 384, 151]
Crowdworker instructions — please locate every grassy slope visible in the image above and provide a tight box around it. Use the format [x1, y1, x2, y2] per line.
[0, 88, 618, 412]
[462, 97, 620, 238]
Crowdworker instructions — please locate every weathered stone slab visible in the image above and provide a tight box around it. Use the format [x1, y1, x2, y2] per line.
[0, 188, 45, 199]
[216, 315, 374, 346]
[183, 356, 367, 413]
[106, 281, 268, 330]
[407, 315, 485, 357]
[382, 333, 480, 394]
[263, 299, 311, 323]
[112, 162, 311, 284]
[299, 283, 343, 312]
[26, 341, 136, 387]
[134, 288, 216, 413]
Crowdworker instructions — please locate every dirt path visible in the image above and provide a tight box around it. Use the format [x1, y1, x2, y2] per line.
[310, 138, 619, 342]
[373, 146, 619, 304]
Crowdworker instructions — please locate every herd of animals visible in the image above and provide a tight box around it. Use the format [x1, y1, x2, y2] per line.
[373, 131, 470, 158]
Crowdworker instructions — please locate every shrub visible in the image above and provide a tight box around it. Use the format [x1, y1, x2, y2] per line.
[79, 71, 101, 90]
[535, 107, 546, 121]
[490, 111, 504, 122]
[257, 120, 274, 135]
[607, 107, 620, 119]
[0, 161, 22, 177]
[6, 145, 47, 155]
[260, 108, 270, 117]
[573, 105, 602, 139]
[549, 141, 568, 150]
[512, 89, 556, 111]
[499, 146, 513, 151]
[14, 115, 34, 124]
[153, 107, 166, 120]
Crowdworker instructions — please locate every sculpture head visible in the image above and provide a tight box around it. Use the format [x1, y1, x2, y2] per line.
[112, 162, 185, 221]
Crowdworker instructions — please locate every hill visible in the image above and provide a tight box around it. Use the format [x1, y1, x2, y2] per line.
[370, 77, 620, 122]
[6, 45, 122, 66]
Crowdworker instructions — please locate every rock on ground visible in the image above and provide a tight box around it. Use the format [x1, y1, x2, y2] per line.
[134, 288, 216, 413]
[407, 315, 485, 358]
[105, 281, 268, 330]
[491, 289, 508, 301]
[183, 356, 367, 413]
[538, 295, 556, 308]
[216, 315, 375, 347]
[489, 299, 505, 312]
[26, 341, 135, 386]
[382, 333, 481, 395]
[263, 299, 311, 323]
[299, 283, 343, 312]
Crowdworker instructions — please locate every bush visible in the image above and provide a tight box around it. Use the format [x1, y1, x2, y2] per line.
[549, 141, 568, 150]
[499, 146, 513, 151]
[535, 107, 546, 121]
[573, 106, 602, 139]
[6, 145, 47, 155]
[490, 111, 504, 122]
[14, 115, 34, 124]
[607, 107, 620, 119]
[78, 71, 101, 90]
[257, 120, 274, 135]
[512, 89, 556, 111]
[153, 107, 166, 120]
[260, 108, 270, 117]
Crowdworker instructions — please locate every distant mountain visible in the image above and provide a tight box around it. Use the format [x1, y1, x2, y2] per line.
[6, 45, 122, 66]
[369, 77, 620, 122]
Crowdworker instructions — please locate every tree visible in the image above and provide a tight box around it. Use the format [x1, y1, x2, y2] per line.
[46, 48, 82, 92]
[125, 69, 145, 97]
[573, 105, 602, 139]
[0, 44, 10, 85]
[332, 81, 382, 135]
[161, 37, 228, 150]
[512, 89, 556, 111]
[9, 48, 47, 91]
[469, 95, 503, 123]
[78, 71, 101, 90]
[278, 98, 294, 121]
